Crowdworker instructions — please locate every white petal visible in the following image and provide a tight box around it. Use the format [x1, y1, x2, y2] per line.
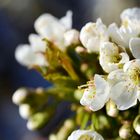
[119, 52, 129, 63]
[15, 45, 47, 67]
[80, 19, 108, 53]
[68, 130, 104, 140]
[108, 23, 126, 47]
[123, 59, 140, 72]
[121, 8, 140, 23]
[110, 81, 138, 110]
[108, 69, 127, 86]
[15, 45, 36, 66]
[59, 10, 72, 30]
[88, 75, 110, 111]
[28, 34, 46, 52]
[129, 38, 140, 59]
[80, 74, 110, 111]
[96, 18, 107, 34]
[64, 29, 79, 46]
[80, 87, 94, 107]
[34, 13, 65, 40]
[99, 42, 129, 73]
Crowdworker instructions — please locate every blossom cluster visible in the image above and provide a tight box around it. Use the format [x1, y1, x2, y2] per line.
[80, 7, 140, 111]
[13, 7, 140, 140]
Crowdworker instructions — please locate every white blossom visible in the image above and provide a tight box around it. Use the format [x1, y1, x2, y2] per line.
[80, 18, 108, 53]
[108, 8, 140, 48]
[80, 74, 110, 111]
[34, 11, 72, 51]
[120, 7, 140, 30]
[68, 130, 104, 140]
[99, 42, 129, 73]
[108, 23, 139, 48]
[108, 59, 140, 110]
[15, 34, 48, 67]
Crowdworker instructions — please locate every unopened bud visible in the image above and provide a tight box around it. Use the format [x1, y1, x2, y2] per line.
[57, 119, 75, 140]
[64, 29, 79, 46]
[27, 110, 52, 130]
[133, 115, 140, 135]
[64, 119, 75, 129]
[119, 122, 133, 139]
[106, 100, 118, 117]
[19, 104, 35, 119]
[12, 88, 29, 105]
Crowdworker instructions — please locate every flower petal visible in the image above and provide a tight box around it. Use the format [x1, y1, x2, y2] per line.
[108, 69, 127, 86]
[80, 19, 108, 53]
[80, 74, 110, 111]
[59, 10, 72, 30]
[34, 13, 65, 40]
[108, 23, 126, 47]
[121, 8, 140, 23]
[15, 45, 47, 67]
[28, 34, 46, 52]
[129, 38, 140, 59]
[123, 59, 140, 72]
[110, 81, 138, 110]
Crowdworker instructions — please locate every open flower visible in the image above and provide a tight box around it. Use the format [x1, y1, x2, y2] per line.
[108, 59, 140, 110]
[80, 74, 110, 111]
[68, 130, 104, 140]
[108, 8, 140, 48]
[120, 7, 140, 30]
[80, 18, 108, 53]
[99, 42, 129, 73]
[108, 23, 139, 48]
[34, 11, 72, 51]
[15, 34, 48, 67]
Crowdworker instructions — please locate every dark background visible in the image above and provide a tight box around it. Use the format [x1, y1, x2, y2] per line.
[0, 0, 139, 140]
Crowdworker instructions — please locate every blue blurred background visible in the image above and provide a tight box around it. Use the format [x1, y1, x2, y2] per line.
[0, 0, 139, 140]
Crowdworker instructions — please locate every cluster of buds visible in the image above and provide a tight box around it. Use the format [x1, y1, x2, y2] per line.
[13, 7, 140, 139]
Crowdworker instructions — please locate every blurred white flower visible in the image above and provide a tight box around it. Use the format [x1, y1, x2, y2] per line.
[34, 11, 72, 51]
[108, 59, 140, 110]
[80, 74, 110, 111]
[80, 18, 108, 53]
[68, 130, 104, 140]
[15, 34, 48, 67]
[99, 42, 129, 73]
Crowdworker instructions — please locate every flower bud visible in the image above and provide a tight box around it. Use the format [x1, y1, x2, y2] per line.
[27, 109, 53, 130]
[12, 88, 29, 105]
[56, 119, 75, 140]
[119, 122, 133, 139]
[19, 104, 35, 119]
[106, 100, 118, 117]
[133, 115, 140, 135]
[64, 29, 79, 46]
